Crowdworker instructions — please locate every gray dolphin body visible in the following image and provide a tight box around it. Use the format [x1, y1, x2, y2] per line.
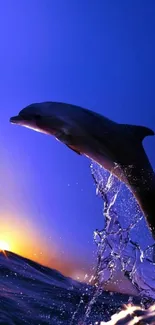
[10, 102, 155, 238]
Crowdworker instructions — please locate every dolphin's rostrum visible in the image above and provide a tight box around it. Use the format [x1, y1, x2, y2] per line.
[10, 102, 155, 240]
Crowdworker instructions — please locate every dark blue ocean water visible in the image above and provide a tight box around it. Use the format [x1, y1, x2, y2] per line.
[0, 251, 141, 325]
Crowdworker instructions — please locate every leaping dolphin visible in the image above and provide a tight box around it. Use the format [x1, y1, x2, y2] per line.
[10, 102, 155, 239]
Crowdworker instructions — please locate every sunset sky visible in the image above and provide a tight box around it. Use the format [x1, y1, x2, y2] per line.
[0, 0, 155, 282]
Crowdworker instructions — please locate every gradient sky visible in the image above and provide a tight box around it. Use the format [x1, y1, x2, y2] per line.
[0, 0, 155, 282]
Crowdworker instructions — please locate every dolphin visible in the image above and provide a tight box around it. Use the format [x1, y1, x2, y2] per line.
[10, 101, 155, 239]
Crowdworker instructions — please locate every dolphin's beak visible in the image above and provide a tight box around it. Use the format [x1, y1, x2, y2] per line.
[10, 115, 24, 124]
[10, 114, 32, 124]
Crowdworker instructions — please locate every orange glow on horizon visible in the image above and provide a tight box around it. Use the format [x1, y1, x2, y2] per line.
[0, 212, 58, 266]
[0, 212, 87, 280]
[0, 240, 10, 252]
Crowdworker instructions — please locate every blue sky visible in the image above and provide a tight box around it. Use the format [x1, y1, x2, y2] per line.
[0, 0, 155, 279]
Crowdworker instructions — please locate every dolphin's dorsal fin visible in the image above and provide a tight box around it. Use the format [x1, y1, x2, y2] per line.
[124, 124, 154, 142]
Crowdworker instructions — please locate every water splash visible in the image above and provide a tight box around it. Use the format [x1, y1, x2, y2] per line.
[100, 304, 155, 324]
[90, 162, 155, 301]
[74, 163, 155, 325]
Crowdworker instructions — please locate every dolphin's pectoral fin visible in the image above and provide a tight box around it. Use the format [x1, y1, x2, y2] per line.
[55, 130, 81, 155]
[55, 129, 72, 144]
[66, 145, 81, 155]
[55, 132, 69, 144]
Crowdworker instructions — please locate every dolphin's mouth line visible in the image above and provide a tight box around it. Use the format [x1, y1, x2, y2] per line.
[10, 115, 32, 124]
[10, 116, 21, 123]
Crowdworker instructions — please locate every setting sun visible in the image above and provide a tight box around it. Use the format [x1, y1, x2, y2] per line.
[0, 240, 10, 252]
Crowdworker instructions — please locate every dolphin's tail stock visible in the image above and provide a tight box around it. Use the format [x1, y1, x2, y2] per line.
[118, 123, 155, 240]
